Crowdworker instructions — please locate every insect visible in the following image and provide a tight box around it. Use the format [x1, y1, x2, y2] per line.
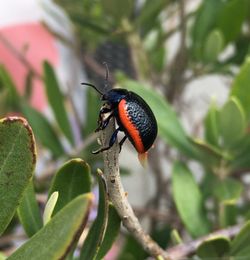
[82, 65, 158, 165]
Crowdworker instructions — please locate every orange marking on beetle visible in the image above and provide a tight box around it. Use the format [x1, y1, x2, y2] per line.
[118, 99, 145, 153]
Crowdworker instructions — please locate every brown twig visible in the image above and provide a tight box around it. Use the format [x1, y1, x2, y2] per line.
[165, 0, 188, 103]
[82, 53, 115, 84]
[101, 118, 171, 259]
[0, 33, 42, 79]
[66, 82, 83, 138]
[121, 18, 151, 82]
[167, 224, 243, 259]
[148, 141, 168, 230]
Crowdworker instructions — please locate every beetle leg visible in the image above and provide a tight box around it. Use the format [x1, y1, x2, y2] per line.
[97, 107, 111, 125]
[92, 127, 121, 154]
[119, 135, 127, 153]
[95, 105, 113, 132]
[95, 112, 114, 132]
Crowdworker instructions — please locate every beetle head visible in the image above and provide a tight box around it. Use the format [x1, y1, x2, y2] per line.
[102, 89, 128, 104]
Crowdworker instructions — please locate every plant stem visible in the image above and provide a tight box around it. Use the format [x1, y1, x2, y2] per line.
[101, 118, 171, 259]
[166, 223, 242, 259]
[0, 33, 42, 79]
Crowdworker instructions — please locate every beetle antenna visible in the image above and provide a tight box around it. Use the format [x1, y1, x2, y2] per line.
[81, 82, 103, 95]
[103, 62, 111, 91]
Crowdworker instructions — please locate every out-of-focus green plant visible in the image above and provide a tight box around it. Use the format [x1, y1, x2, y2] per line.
[1, 0, 250, 258]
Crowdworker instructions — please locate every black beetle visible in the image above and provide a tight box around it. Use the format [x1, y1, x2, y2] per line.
[82, 65, 158, 164]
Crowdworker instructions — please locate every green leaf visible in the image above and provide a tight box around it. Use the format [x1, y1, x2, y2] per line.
[151, 225, 171, 249]
[191, 0, 223, 59]
[172, 162, 210, 237]
[0, 253, 6, 260]
[43, 61, 74, 145]
[17, 181, 43, 237]
[21, 103, 64, 157]
[8, 194, 93, 260]
[96, 204, 121, 259]
[84, 88, 100, 135]
[203, 29, 224, 62]
[197, 236, 230, 258]
[216, 0, 247, 43]
[149, 46, 166, 73]
[231, 56, 250, 119]
[116, 77, 197, 159]
[70, 15, 109, 36]
[231, 135, 250, 169]
[213, 172, 241, 227]
[48, 158, 92, 215]
[204, 100, 220, 146]
[214, 178, 243, 202]
[0, 65, 19, 104]
[219, 97, 246, 147]
[80, 171, 109, 260]
[136, 0, 168, 35]
[118, 234, 146, 260]
[100, 0, 134, 22]
[0, 117, 36, 235]
[230, 221, 250, 257]
[43, 191, 59, 225]
[190, 138, 230, 167]
[171, 229, 182, 245]
[219, 201, 237, 228]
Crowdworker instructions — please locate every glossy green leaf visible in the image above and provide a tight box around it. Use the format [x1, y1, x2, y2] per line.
[96, 204, 121, 259]
[230, 221, 250, 257]
[21, 103, 64, 157]
[216, 0, 247, 43]
[8, 194, 93, 260]
[80, 171, 109, 260]
[172, 162, 210, 237]
[204, 29, 224, 62]
[43, 61, 74, 145]
[219, 97, 246, 147]
[0, 117, 36, 235]
[117, 77, 197, 159]
[48, 158, 92, 215]
[231, 57, 250, 119]
[214, 178, 243, 202]
[43, 191, 59, 225]
[17, 181, 43, 237]
[197, 236, 230, 258]
[204, 100, 220, 146]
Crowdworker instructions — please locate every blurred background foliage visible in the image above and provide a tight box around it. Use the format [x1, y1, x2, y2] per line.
[1, 0, 250, 259]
